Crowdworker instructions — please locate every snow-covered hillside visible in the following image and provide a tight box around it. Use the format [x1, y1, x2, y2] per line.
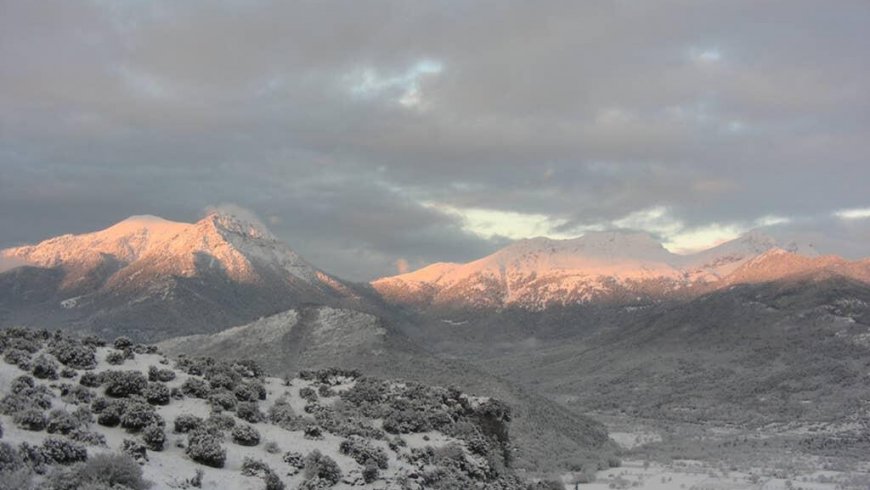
[0, 328, 530, 489]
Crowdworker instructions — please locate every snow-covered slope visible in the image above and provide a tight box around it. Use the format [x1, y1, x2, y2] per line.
[0, 213, 366, 341]
[372, 230, 856, 310]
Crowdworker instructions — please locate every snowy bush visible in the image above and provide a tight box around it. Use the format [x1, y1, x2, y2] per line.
[79, 372, 102, 388]
[186, 431, 226, 468]
[303, 450, 342, 486]
[94, 399, 127, 427]
[148, 365, 176, 382]
[113, 336, 133, 351]
[105, 350, 127, 366]
[241, 457, 271, 477]
[208, 390, 237, 411]
[303, 424, 324, 440]
[31, 354, 59, 380]
[142, 424, 166, 451]
[49, 339, 96, 370]
[70, 453, 148, 490]
[299, 387, 317, 403]
[4, 348, 31, 368]
[46, 409, 81, 435]
[363, 459, 380, 483]
[174, 414, 204, 434]
[121, 439, 148, 464]
[10, 374, 35, 394]
[41, 437, 87, 465]
[231, 424, 260, 446]
[60, 384, 94, 405]
[0, 442, 24, 472]
[120, 400, 163, 432]
[14, 408, 47, 431]
[339, 437, 389, 469]
[264, 470, 285, 490]
[181, 378, 211, 399]
[59, 367, 77, 379]
[68, 428, 106, 447]
[102, 371, 148, 398]
[143, 382, 170, 406]
[205, 413, 236, 431]
[283, 451, 305, 470]
[235, 401, 264, 423]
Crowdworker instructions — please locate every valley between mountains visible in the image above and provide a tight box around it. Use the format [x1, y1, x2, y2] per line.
[1, 213, 869, 488]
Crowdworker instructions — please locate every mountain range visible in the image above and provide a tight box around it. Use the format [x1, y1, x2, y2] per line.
[373, 229, 869, 310]
[2, 213, 870, 470]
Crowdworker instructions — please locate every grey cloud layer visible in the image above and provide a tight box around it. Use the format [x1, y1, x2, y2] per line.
[1, 0, 868, 279]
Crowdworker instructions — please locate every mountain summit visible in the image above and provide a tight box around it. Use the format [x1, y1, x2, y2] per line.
[0, 212, 365, 340]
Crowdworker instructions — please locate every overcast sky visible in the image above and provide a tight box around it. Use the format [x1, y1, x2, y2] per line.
[2, 1, 869, 280]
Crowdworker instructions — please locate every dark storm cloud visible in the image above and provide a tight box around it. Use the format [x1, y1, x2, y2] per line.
[1, 0, 869, 279]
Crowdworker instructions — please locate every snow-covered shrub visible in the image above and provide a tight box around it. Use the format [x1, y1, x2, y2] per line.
[68, 428, 106, 447]
[79, 372, 101, 388]
[105, 350, 126, 366]
[317, 384, 334, 398]
[299, 387, 317, 403]
[303, 424, 324, 440]
[10, 374, 35, 394]
[0, 442, 23, 472]
[235, 401, 264, 423]
[60, 384, 94, 405]
[181, 378, 211, 399]
[49, 339, 96, 370]
[208, 390, 237, 411]
[121, 439, 148, 464]
[120, 400, 163, 432]
[241, 457, 271, 477]
[205, 413, 236, 431]
[264, 470, 285, 490]
[282, 451, 305, 470]
[142, 424, 165, 451]
[112, 337, 133, 351]
[14, 408, 47, 431]
[383, 408, 432, 434]
[207, 373, 236, 391]
[31, 354, 59, 380]
[3, 348, 31, 368]
[143, 382, 170, 406]
[59, 368, 77, 379]
[363, 459, 380, 483]
[174, 414, 204, 434]
[46, 409, 81, 435]
[186, 431, 226, 468]
[268, 396, 301, 429]
[40, 437, 87, 465]
[339, 437, 389, 469]
[231, 424, 260, 446]
[264, 441, 281, 454]
[303, 450, 342, 486]
[148, 365, 176, 383]
[94, 399, 127, 427]
[102, 371, 148, 398]
[70, 453, 148, 490]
